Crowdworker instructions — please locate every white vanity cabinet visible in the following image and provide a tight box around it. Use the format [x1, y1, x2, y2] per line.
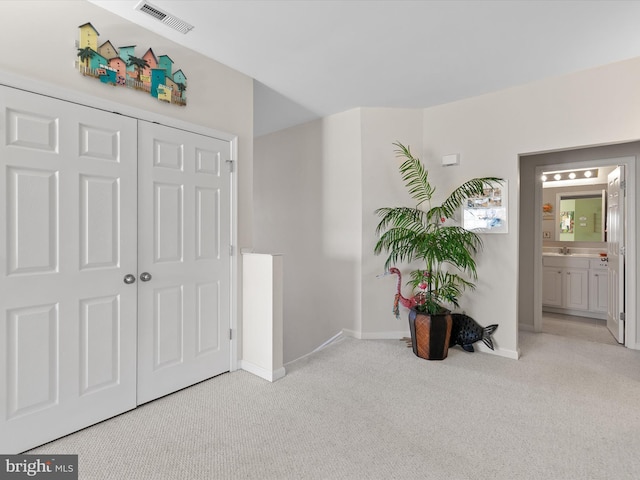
[564, 267, 590, 311]
[542, 267, 563, 307]
[542, 255, 607, 318]
[589, 259, 609, 314]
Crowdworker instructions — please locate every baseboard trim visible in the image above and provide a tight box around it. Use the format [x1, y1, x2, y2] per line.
[284, 332, 347, 368]
[518, 323, 535, 332]
[312, 331, 344, 352]
[542, 307, 606, 320]
[342, 329, 409, 340]
[477, 345, 520, 360]
[240, 361, 286, 382]
[344, 329, 520, 359]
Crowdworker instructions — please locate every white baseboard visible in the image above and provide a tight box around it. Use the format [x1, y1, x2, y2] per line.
[283, 331, 348, 368]
[477, 344, 520, 360]
[312, 331, 345, 352]
[344, 329, 520, 359]
[240, 361, 286, 382]
[543, 306, 606, 320]
[518, 323, 535, 333]
[342, 329, 409, 340]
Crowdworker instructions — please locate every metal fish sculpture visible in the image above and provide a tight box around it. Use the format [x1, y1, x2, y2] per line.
[450, 313, 498, 353]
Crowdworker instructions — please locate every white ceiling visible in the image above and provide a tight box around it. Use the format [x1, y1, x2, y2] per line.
[88, 0, 640, 137]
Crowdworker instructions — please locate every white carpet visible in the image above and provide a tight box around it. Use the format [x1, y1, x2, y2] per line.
[29, 332, 640, 479]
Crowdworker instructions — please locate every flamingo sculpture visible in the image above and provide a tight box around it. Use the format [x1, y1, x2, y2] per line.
[383, 267, 418, 319]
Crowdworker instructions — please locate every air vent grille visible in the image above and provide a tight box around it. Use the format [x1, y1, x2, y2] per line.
[135, 1, 194, 34]
[139, 3, 166, 21]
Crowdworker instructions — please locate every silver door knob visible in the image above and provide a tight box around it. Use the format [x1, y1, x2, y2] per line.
[123, 274, 136, 284]
[140, 272, 152, 282]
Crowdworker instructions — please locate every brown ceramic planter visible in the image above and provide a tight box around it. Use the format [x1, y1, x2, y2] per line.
[408, 309, 453, 360]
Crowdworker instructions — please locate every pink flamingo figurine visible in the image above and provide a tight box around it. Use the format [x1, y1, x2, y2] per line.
[385, 267, 417, 319]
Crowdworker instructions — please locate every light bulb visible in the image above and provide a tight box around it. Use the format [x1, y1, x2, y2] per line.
[541, 175, 547, 182]
[568, 172, 576, 179]
[554, 174, 562, 181]
[584, 170, 592, 178]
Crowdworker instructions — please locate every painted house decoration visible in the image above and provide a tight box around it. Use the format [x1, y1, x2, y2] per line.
[76, 22, 187, 106]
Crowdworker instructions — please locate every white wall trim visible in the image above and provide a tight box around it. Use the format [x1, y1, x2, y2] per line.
[342, 329, 518, 358]
[282, 332, 346, 367]
[342, 329, 409, 340]
[475, 344, 521, 360]
[229, 136, 239, 371]
[542, 306, 606, 321]
[312, 331, 345, 352]
[240, 361, 286, 382]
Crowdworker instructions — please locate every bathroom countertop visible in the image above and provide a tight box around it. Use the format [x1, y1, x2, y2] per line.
[542, 252, 605, 258]
[542, 246, 607, 258]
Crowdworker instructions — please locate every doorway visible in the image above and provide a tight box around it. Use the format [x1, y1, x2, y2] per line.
[539, 161, 619, 344]
[518, 142, 638, 351]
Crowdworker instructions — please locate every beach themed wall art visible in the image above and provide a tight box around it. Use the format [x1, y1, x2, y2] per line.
[77, 22, 187, 106]
[462, 181, 508, 234]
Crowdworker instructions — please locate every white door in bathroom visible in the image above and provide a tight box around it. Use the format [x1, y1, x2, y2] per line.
[606, 166, 625, 343]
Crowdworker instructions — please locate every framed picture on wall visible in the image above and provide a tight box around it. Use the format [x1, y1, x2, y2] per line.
[462, 181, 508, 234]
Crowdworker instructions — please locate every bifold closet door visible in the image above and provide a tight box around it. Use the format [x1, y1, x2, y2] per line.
[136, 120, 231, 405]
[0, 85, 138, 453]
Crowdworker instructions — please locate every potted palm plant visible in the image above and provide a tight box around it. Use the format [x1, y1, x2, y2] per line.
[375, 142, 503, 360]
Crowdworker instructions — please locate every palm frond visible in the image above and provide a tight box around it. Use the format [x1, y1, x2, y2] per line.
[418, 226, 483, 278]
[394, 142, 434, 207]
[407, 270, 476, 314]
[374, 206, 442, 270]
[432, 272, 476, 307]
[439, 177, 503, 218]
[374, 207, 429, 236]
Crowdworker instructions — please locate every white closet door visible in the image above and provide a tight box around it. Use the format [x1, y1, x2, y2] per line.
[0, 85, 138, 453]
[137, 121, 231, 404]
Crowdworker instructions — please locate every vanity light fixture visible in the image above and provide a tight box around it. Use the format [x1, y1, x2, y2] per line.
[541, 168, 599, 183]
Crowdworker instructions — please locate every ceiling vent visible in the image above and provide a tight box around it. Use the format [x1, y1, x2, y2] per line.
[135, 1, 194, 34]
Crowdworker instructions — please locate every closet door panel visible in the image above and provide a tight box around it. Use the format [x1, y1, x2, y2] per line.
[0, 85, 138, 454]
[137, 121, 231, 404]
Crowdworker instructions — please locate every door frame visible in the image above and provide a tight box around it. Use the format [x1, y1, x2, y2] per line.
[531, 154, 636, 348]
[0, 68, 240, 372]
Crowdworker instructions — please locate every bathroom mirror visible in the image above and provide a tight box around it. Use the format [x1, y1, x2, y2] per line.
[555, 190, 605, 242]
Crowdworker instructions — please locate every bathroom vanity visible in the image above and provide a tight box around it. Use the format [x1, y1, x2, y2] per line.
[542, 252, 608, 319]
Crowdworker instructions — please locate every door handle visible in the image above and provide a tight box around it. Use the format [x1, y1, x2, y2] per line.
[140, 272, 152, 282]
[123, 274, 136, 284]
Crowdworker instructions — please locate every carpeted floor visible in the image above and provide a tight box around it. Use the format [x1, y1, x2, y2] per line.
[29, 331, 640, 479]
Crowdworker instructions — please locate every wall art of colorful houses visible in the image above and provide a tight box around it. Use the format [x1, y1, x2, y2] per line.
[77, 22, 187, 106]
